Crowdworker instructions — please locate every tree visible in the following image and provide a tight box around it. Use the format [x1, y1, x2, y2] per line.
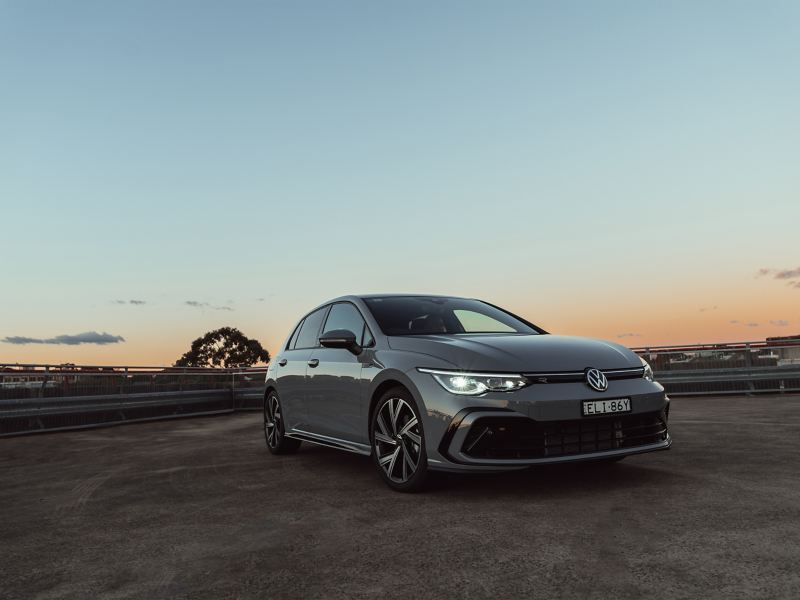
[174, 327, 270, 368]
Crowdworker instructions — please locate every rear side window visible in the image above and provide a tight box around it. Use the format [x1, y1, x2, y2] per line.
[323, 303, 368, 343]
[286, 321, 303, 349]
[294, 307, 328, 349]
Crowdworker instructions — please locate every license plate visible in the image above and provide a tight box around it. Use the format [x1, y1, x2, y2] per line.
[582, 398, 631, 416]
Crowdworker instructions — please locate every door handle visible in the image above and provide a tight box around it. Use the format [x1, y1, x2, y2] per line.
[278, 359, 287, 367]
[307, 359, 320, 368]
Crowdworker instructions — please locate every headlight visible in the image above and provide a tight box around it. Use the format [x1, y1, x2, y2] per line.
[641, 358, 654, 382]
[417, 368, 529, 395]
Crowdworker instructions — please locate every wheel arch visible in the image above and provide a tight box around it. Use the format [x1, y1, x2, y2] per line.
[366, 369, 426, 430]
[264, 378, 278, 402]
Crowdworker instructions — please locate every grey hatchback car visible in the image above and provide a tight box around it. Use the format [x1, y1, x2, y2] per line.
[264, 295, 670, 491]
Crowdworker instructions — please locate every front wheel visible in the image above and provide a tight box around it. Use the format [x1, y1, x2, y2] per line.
[264, 391, 301, 455]
[370, 387, 428, 492]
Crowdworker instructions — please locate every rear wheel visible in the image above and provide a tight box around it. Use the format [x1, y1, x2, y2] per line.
[370, 387, 428, 492]
[264, 391, 301, 455]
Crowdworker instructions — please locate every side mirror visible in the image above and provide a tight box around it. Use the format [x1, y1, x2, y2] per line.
[319, 329, 362, 355]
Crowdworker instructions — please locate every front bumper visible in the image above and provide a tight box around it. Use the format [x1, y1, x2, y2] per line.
[434, 407, 670, 469]
[408, 368, 671, 472]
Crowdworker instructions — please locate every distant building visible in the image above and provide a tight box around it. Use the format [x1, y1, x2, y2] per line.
[0, 367, 78, 389]
[766, 335, 800, 363]
[0, 369, 48, 389]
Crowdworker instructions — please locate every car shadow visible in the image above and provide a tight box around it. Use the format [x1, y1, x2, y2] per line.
[289, 443, 681, 498]
[428, 460, 678, 498]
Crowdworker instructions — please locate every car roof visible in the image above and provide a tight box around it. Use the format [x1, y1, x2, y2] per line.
[315, 294, 475, 308]
[304, 294, 475, 316]
[354, 293, 471, 300]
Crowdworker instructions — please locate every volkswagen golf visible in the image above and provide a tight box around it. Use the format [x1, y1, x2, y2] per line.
[263, 295, 670, 492]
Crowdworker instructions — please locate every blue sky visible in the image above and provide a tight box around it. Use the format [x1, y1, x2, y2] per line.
[1, 1, 799, 364]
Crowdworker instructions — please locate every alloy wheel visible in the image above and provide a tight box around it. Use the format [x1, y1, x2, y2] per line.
[264, 394, 282, 448]
[373, 397, 422, 483]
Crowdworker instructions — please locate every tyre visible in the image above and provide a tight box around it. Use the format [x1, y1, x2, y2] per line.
[264, 391, 301, 455]
[370, 386, 428, 492]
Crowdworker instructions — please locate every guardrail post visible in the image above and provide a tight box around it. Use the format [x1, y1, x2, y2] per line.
[745, 344, 755, 394]
[39, 366, 49, 400]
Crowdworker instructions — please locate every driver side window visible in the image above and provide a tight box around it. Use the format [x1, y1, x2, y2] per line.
[323, 303, 373, 346]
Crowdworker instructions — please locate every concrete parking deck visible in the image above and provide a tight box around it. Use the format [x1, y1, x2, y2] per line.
[2, 396, 799, 599]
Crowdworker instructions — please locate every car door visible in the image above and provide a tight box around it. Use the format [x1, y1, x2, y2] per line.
[274, 306, 329, 432]
[305, 302, 371, 442]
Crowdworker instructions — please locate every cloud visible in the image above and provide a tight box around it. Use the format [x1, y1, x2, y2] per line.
[113, 300, 146, 305]
[616, 333, 642, 338]
[728, 319, 761, 327]
[730, 320, 759, 327]
[770, 320, 790, 327]
[774, 267, 800, 280]
[757, 266, 800, 280]
[2, 331, 125, 345]
[184, 301, 234, 311]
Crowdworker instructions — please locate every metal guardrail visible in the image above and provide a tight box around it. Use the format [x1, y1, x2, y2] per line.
[632, 338, 800, 396]
[0, 364, 267, 436]
[2, 338, 800, 435]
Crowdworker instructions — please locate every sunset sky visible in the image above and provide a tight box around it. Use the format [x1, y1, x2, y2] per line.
[2, 1, 799, 366]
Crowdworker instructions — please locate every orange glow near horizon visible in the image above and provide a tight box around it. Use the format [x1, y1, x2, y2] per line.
[3, 285, 797, 367]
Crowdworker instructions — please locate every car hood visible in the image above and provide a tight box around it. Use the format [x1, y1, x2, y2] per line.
[388, 334, 642, 373]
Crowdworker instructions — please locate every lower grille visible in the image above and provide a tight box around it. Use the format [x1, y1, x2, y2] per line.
[461, 411, 668, 460]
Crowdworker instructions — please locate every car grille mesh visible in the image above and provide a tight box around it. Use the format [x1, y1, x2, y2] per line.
[461, 411, 668, 460]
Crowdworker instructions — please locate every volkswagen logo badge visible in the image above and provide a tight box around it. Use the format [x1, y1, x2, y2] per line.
[585, 368, 608, 392]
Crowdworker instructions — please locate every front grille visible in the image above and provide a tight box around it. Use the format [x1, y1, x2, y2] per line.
[461, 411, 668, 460]
[522, 367, 644, 384]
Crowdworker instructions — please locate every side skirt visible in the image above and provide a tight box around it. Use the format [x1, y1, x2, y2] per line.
[285, 428, 372, 456]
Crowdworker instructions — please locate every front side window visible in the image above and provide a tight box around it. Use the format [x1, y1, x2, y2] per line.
[294, 307, 328, 349]
[322, 303, 371, 345]
[363, 296, 539, 336]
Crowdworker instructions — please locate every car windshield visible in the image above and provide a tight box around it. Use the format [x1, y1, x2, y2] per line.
[363, 296, 540, 336]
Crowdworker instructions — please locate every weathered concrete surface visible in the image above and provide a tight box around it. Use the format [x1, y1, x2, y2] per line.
[1, 396, 799, 599]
